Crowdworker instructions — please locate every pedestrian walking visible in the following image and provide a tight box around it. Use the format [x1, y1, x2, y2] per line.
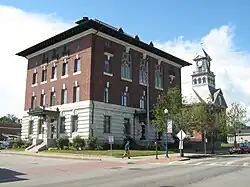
[122, 140, 130, 159]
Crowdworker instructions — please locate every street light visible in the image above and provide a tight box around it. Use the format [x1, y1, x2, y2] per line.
[164, 108, 169, 158]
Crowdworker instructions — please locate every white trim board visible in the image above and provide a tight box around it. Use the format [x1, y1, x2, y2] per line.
[26, 29, 183, 68]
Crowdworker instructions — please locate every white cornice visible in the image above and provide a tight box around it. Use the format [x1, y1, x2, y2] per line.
[26, 28, 183, 68]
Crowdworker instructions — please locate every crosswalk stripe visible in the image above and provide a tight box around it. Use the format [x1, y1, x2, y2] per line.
[225, 161, 235, 166]
[192, 162, 204, 165]
[243, 163, 249, 167]
[167, 161, 179, 165]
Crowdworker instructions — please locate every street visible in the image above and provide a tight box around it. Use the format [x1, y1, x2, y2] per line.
[1, 153, 250, 187]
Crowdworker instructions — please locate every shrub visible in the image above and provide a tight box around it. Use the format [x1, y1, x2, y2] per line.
[87, 137, 98, 150]
[23, 139, 32, 148]
[95, 145, 103, 150]
[11, 138, 25, 149]
[48, 147, 58, 151]
[72, 136, 85, 150]
[56, 138, 69, 150]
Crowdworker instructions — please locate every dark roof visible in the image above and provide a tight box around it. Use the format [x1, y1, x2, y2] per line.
[16, 18, 191, 67]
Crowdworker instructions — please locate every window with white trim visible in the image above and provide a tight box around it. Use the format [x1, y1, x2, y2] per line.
[62, 61, 68, 76]
[121, 52, 132, 79]
[124, 118, 131, 135]
[155, 64, 163, 88]
[74, 58, 81, 73]
[51, 66, 57, 79]
[139, 58, 147, 84]
[42, 69, 47, 82]
[104, 87, 109, 103]
[139, 95, 146, 109]
[31, 96, 36, 109]
[73, 86, 80, 103]
[104, 55, 112, 74]
[61, 89, 67, 104]
[28, 120, 34, 135]
[50, 91, 56, 106]
[121, 92, 128, 106]
[40, 93, 46, 106]
[32, 72, 37, 85]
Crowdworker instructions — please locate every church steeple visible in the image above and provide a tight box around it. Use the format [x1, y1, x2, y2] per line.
[192, 48, 215, 88]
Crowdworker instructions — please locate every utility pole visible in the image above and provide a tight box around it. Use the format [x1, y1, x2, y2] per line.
[204, 130, 207, 154]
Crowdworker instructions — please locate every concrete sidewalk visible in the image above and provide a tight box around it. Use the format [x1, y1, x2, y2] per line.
[0, 150, 190, 164]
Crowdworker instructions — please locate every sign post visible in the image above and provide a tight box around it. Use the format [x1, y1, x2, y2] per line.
[177, 130, 187, 157]
[109, 135, 114, 156]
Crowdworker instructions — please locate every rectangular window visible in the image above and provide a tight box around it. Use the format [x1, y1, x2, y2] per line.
[104, 56, 111, 73]
[139, 59, 147, 84]
[51, 66, 57, 79]
[71, 115, 78, 132]
[41, 69, 47, 82]
[139, 96, 145, 109]
[74, 59, 81, 73]
[28, 120, 34, 135]
[121, 52, 132, 79]
[59, 116, 66, 133]
[121, 92, 128, 106]
[62, 62, 68, 76]
[32, 72, 37, 84]
[31, 96, 36, 109]
[73, 86, 80, 103]
[61, 89, 67, 104]
[104, 116, 111, 133]
[50, 91, 56, 106]
[40, 94, 46, 106]
[155, 65, 163, 88]
[104, 88, 109, 103]
[124, 118, 131, 135]
[38, 119, 42, 134]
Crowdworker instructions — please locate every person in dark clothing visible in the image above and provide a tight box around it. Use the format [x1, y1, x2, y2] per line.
[122, 141, 130, 159]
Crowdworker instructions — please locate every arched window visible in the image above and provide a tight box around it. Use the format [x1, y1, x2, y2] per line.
[193, 79, 197, 85]
[202, 77, 206, 83]
[198, 78, 201, 84]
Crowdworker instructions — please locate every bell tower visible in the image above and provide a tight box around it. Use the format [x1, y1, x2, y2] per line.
[192, 48, 215, 88]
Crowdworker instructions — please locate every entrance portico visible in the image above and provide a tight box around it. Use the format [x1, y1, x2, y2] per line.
[28, 107, 60, 147]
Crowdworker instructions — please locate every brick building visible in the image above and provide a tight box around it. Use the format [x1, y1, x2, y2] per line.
[16, 17, 190, 150]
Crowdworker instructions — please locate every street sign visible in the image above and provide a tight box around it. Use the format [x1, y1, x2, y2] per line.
[167, 120, 172, 133]
[109, 136, 114, 144]
[177, 130, 187, 141]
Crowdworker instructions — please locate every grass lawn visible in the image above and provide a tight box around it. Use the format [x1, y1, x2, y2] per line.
[221, 143, 233, 148]
[6, 148, 25, 152]
[44, 149, 176, 158]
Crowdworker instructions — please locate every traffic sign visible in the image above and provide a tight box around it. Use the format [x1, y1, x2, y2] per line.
[177, 130, 187, 141]
[109, 135, 114, 144]
[167, 120, 172, 133]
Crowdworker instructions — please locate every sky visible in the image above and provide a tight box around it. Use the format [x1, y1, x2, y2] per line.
[0, 1, 250, 119]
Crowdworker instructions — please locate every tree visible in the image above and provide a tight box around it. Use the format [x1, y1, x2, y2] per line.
[152, 87, 191, 135]
[0, 114, 19, 124]
[226, 103, 248, 145]
[188, 97, 227, 154]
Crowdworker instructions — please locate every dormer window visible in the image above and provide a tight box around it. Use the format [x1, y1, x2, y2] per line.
[198, 78, 201, 84]
[202, 77, 206, 83]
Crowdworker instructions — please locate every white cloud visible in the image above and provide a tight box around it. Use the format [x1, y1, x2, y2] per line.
[155, 25, 250, 118]
[0, 5, 71, 118]
[1, 5, 250, 121]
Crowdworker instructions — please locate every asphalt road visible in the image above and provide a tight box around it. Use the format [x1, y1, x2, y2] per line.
[1, 153, 250, 187]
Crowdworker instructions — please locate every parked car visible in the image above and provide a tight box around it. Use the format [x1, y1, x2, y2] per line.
[229, 143, 250, 154]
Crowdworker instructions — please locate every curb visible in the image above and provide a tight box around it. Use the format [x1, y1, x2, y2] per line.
[0, 151, 103, 161]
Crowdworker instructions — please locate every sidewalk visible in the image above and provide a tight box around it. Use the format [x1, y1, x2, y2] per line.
[0, 150, 190, 164]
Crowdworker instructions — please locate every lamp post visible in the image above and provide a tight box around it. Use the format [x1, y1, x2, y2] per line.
[164, 108, 169, 158]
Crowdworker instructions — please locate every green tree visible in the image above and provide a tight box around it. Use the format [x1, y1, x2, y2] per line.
[226, 103, 248, 145]
[152, 87, 191, 134]
[189, 97, 228, 153]
[0, 114, 19, 124]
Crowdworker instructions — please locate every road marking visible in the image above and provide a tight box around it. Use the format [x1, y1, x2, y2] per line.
[243, 163, 249, 167]
[167, 161, 179, 165]
[225, 161, 235, 166]
[192, 162, 204, 165]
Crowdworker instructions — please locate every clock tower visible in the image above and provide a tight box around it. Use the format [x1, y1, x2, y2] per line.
[192, 48, 215, 88]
